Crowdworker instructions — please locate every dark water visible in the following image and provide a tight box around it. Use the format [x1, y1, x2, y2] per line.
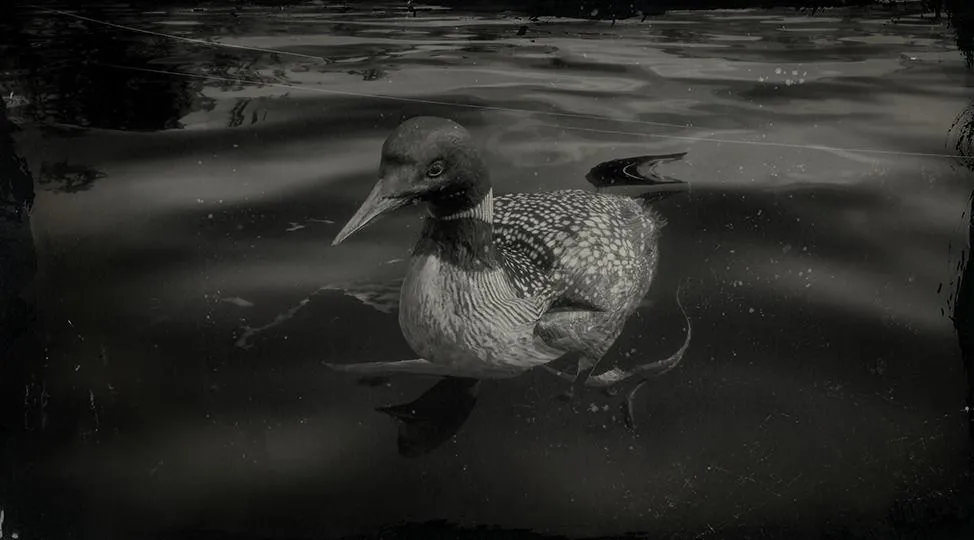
[2, 2, 974, 538]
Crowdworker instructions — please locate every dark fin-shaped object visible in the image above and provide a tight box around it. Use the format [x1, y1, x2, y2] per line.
[586, 152, 687, 188]
[377, 377, 480, 458]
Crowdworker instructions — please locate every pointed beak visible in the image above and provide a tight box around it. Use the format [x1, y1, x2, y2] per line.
[332, 179, 410, 246]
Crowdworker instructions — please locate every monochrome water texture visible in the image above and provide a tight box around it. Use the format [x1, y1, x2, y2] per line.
[1, 1, 973, 539]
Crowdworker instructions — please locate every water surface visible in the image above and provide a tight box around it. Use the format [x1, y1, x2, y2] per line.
[1, 2, 973, 538]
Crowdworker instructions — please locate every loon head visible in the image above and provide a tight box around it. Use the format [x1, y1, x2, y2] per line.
[332, 116, 490, 246]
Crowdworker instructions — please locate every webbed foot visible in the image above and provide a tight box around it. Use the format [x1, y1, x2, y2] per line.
[377, 377, 481, 458]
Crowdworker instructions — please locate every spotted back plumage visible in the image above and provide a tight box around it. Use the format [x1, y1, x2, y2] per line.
[494, 189, 662, 315]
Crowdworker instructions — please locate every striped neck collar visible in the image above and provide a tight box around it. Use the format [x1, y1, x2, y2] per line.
[428, 189, 493, 222]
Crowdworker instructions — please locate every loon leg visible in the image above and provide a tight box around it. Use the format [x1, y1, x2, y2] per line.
[534, 310, 603, 406]
[541, 287, 692, 428]
[620, 379, 651, 431]
[557, 354, 598, 407]
[325, 359, 482, 378]
[585, 290, 691, 389]
[595, 290, 691, 431]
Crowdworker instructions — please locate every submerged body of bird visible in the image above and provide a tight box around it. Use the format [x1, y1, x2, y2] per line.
[329, 117, 691, 447]
[399, 187, 667, 373]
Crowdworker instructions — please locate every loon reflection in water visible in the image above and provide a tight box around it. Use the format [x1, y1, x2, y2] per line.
[329, 117, 691, 454]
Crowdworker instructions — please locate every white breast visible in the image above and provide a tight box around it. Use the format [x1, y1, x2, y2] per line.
[398, 254, 562, 378]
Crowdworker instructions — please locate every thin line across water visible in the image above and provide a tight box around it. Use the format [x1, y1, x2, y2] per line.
[102, 63, 964, 160]
[30, 7, 330, 62]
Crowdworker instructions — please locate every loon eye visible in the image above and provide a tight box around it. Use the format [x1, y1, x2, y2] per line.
[426, 161, 445, 178]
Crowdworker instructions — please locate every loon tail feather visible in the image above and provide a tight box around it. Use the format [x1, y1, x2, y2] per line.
[586, 152, 690, 205]
[586, 152, 687, 188]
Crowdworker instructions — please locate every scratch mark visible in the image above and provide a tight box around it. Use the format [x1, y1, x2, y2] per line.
[40, 381, 48, 430]
[89, 389, 100, 432]
[236, 296, 315, 349]
[695, 523, 716, 539]
[32, 7, 329, 62]
[330, 278, 403, 314]
[234, 279, 404, 348]
[23, 383, 30, 430]
[221, 296, 255, 308]
[289, 217, 338, 232]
